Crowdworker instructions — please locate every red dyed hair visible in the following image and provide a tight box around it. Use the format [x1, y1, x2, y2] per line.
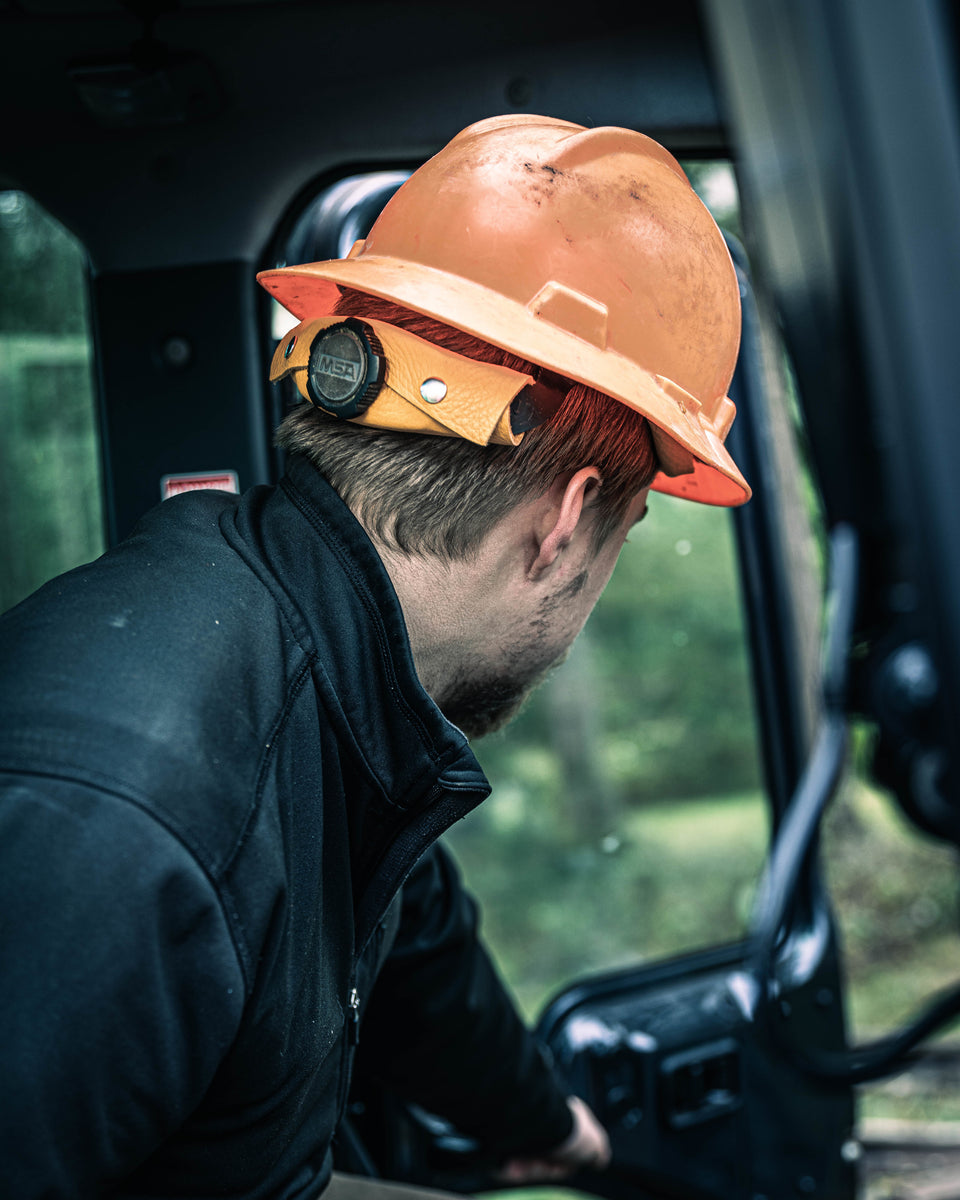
[275, 289, 658, 560]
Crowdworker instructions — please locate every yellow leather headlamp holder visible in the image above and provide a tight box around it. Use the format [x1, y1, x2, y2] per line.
[269, 315, 564, 447]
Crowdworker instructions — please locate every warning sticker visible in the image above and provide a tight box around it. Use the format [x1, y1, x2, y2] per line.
[160, 471, 240, 500]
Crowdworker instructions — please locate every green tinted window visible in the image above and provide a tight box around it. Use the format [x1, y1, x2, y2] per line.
[0, 192, 103, 614]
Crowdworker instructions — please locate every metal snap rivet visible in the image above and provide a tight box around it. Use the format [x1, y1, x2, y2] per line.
[420, 377, 447, 403]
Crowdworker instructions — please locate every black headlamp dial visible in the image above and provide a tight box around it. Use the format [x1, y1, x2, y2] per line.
[306, 319, 385, 418]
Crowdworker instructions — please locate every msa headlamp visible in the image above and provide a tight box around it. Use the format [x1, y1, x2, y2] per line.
[301, 319, 384, 419]
[270, 315, 565, 447]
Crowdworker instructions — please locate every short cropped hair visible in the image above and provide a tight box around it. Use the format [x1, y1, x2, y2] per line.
[275, 289, 658, 561]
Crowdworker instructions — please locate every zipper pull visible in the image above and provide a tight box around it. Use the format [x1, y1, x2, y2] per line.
[347, 987, 360, 1045]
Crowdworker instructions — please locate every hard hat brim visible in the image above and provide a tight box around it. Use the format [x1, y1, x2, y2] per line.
[258, 256, 751, 507]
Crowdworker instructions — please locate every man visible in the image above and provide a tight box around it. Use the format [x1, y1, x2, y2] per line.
[0, 115, 748, 1197]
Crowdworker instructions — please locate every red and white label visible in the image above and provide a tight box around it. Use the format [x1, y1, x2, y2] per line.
[160, 471, 240, 500]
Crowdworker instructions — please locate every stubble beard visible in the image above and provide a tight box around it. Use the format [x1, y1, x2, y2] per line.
[435, 569, 588, 740]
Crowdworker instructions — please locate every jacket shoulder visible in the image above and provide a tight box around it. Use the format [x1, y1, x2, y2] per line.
[0, 488, 311, 876]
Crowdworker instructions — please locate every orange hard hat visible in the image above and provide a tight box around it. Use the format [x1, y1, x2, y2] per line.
[259, 114, 749, 506]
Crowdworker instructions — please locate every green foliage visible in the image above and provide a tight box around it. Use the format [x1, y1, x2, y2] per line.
[475, 492, 763, 809]
[0, 192, 104, 614]
[822, 730, 960, 1040]
[448, 492, 769, 1018]
[445, 788, 768, 1021]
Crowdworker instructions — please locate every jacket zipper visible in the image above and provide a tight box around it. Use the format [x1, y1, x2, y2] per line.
[346, 986, 360, 1045]
[336, 983, 361, 1120]
[355, 781, 460, 958]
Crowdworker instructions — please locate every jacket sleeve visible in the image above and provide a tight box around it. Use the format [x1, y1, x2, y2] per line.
[0, 773, 246, 1198]
[357, 842, 574, 1158]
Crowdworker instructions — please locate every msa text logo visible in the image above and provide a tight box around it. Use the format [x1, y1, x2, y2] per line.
[319, 354, 359, 381]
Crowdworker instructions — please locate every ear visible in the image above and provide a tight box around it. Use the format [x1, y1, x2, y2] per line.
[528, 467, 602, 580]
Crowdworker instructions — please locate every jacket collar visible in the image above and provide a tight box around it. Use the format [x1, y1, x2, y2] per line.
[265, 455, 490, 799]
[237, 456, 492, 907]
[244, 455, 491, 941]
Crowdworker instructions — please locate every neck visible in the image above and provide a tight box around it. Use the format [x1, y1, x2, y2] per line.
[373, 542, 482, 701]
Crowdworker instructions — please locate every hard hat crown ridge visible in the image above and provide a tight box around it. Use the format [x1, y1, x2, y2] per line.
[258, 113, 749, 506]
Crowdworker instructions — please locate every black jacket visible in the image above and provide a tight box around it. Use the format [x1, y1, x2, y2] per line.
[0, 456, 573, 1199]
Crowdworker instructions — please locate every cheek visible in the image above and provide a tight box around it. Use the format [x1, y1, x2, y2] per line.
[585, 547, 626, 608]
[564, 544, 627, 636]
[566, 578, 612, 643]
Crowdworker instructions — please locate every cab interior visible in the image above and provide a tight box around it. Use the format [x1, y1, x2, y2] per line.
[2, 3, 960, 1198]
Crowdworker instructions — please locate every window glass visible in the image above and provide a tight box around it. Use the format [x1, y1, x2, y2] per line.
[444, 162, 769, 1019]
[0, 192, 103, 614]
[444, 492, 767, 1017]
[822, 736, 960, 1129]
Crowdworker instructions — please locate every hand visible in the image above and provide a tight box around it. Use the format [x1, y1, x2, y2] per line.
[496, 1095, 612, 1184]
